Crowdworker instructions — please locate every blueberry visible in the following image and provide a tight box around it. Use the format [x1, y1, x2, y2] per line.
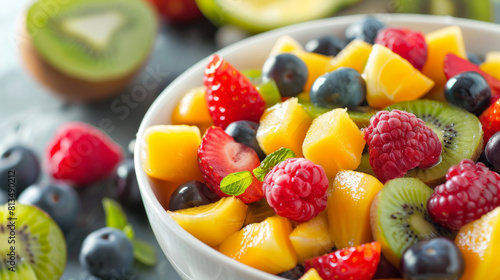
[0, 145, 40, 197]
[401, 237, 465, 280]
[168, 181, 219, 211]
[486, 131, 500, 172]
[80, 227, 134, 279]
[18, 182, 80, 233]
[467, 52, 483, 65]
[0, 189, 7, 204]
[345, 16, 386, 44]
[225, 121, 266, 160]
[310, 67, 366, 108]
[305, 35, 347, 56]
[261, 53, 308, 97]
[114, 159, 142, 208]
[444, 71, 491, 115]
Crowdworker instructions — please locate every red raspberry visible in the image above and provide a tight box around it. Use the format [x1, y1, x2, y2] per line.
[47, 122, 124, 186]
[375, 27, 427, 70]
[364, 110, 442, 183]
[204, 54, 266, 129]
[304, 242, 381, 280]
[428, 159, 500, 231]
[479, 98, 500, 143]
[262, 158, 328, 222]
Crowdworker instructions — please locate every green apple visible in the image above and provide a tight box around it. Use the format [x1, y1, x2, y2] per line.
[195, 0, 361, 33]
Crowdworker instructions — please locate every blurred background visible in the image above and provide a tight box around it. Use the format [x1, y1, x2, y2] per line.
[0, 0, 499, 279]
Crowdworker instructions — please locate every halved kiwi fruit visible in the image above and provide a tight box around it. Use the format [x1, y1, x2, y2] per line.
[21, 0, 158, 102]
[387, 99, 483, 187]
[0, 203, 66, 279]
[370, 178, 452, 269]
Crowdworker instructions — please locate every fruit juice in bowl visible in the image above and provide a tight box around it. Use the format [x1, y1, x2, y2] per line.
[135, 14, 500, 280]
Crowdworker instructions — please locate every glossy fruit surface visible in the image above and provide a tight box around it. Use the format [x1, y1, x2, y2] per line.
[225, 120, 266, 160]
[262, 53, 308, 97]
[114, 158, 142, 207]
[305, 35, 346, 56]
[345, 16, 386, 44]
[168, 180, 219, 211]
[479, 98, 500, 143]
[328, 39, 373, 73]
[400, 238, 465, 280]
[444, 71, 491, 115]
[310, 67, 366, 108]
[18, 182, 80, 233]
[0, 145, 40, 196]
[485, 132, 500, 172]
[171, 86, 213, 134]
[375, 27, 427, 70]
[79, 227, 134, 279]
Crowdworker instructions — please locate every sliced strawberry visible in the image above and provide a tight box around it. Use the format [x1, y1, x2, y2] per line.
[204, 54, 266, 129]
[479, 98, 500, 143]
[197, 126, 263, 204]
[444, 53, 500, 103]
[304, 242, 381, 280]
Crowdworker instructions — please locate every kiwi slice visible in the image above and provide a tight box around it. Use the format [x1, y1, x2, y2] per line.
[386, 99, 483, 187]
[22, 0, 157, 101]
[0, 203, 66, 279]
[371, 178, 451, 269]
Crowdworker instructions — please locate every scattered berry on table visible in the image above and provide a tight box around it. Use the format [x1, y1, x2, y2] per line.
[310, 67, 366, 108]
[197, 126, 263, 204]
[428, 159, 500, 231]
[364, 110, 442, 183]
[400, 238, 465, 280]
[263, 157, 328, 223]
[485, 132, 500, 172]
[0, 189, 7, 204]
[444, 71, 491, 116]
[375, 27, 427, 70]
[0, 144, 40, 196]
[345, 16, 386, 44]
[79, 227, 134, 279]
[168, 180, 219, 211]
[225, 120, 266, 161]
[204, 54, 265, 129]
[261, 53, 309, 97]
[304, 242, 381, 280]
[479, 98, 500, 143]
[114, 158, 142, 208]
[46, 122, 124, 186]
[304, 35, 346, 56]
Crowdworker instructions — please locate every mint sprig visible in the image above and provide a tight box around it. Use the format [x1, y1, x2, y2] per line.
[102, 198, 156, 266]
[253, 148, 296, 181]
[220, 171, 253, 196]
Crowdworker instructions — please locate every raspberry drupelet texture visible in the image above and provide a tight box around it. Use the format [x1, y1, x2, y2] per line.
[364, 110, 442, 183]
[428, 159, 500, 231]
[263, 158, 328, 223]
[374, 27, 427, 70]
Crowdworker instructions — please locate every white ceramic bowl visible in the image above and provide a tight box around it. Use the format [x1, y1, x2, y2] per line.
[135, 14, 500, 280]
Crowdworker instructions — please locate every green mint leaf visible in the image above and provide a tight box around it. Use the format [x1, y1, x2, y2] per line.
[132, 239, 157, 266]
[102, 198, 128, 230]
[220, 171, 253, 196]
[123, 224, 135, 240]
[253, 148, 296, 181]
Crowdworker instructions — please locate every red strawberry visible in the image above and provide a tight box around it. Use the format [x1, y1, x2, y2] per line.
[47, 122, 124, 186]
[304, 242, 381, 280]
[444, 54, 500, 103]
[197, 126, 263, 204]
[479, 98, 500, 143]
[204, 54, 266, 129]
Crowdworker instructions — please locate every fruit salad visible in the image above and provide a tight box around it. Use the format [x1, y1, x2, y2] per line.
[140, 16, 500, 280]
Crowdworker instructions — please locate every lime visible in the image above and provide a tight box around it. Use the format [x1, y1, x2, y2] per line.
[195, 0, 361, 33]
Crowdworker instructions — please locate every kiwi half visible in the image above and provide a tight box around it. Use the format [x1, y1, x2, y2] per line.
[0, 203, 66, 279]
[370, 178, 451, 269]
[387, 99, 483, 187]
[21, 0, 158, 102]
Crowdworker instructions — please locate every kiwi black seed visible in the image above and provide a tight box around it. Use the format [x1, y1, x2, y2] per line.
[0, 203, 66, 279]
[370, 178, 452, 269]
[386, 99, 483, 187]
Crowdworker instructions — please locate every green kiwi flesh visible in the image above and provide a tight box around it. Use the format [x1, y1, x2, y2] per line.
[386, 99, 483, 187]
[298, 99, 375, 128]
[26, 0, 157, 82]
[0, 203, 66, 279]
[370, 178, 452, 269]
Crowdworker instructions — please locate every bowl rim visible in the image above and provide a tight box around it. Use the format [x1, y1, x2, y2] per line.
[135, 13, 500, 279]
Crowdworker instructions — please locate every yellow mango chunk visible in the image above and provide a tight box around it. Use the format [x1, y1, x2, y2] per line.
[289, 212, 334, 264]
[455, 207, 500, 280]
[299, 268, 323, 280]
[257, 97, 312, 157]
[219, 216, 297, 275]
[328, 171, 383, 250]
[303, 108, 365, 180]
[269, 35, 304, 57]
[141, 125, 203, 182]
[168, 197, 247, 247]
[327, 39, 373, 73]
[290, 50, 332, 92]
[480, 51, 500, 81]
[171, 87, 213, 134]
[363, 44, 434, 109]
[421, 26, 467, 88]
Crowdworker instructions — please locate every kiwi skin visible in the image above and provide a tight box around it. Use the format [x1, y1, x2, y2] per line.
[19, 19, 155, 103]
